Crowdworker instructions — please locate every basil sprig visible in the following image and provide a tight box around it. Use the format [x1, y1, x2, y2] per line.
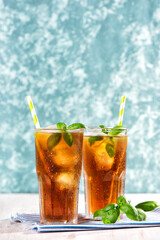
[109, 125, 125, 136]
[88, 125, 126, 157]
[100, 125, 125, 136]
[56, 122, 73, 147]
[93, 195, 159, 224]
[47, 122, 85, 150]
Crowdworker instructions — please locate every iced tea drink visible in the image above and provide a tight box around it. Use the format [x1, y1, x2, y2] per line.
[35, 128, 83, 224]
[83, 127, 127, 217]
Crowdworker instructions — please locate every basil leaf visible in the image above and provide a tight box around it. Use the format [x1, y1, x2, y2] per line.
[106, 143, 115, 157]
[94, 203, 119, 222]
[47, 133, 61, 150]
[88, 136, 103, 146]
[93, 208, 105, 218]
[99, 125, 105, 128]
[102, 218, 111, 224]
[68, 123, 86, 129]
[63, 132, 73, 147]
[117, 196, 128, 206]
[120, 203, 139, 221]
[104, 203, 118, 211]
[102, 208, 120, 224]
[99, 125, 108, 134]
[109, 125, 125, 136]
[137, 209, 146, 221]
[57, 122, 67, 130]
[135, 201, 160, 212]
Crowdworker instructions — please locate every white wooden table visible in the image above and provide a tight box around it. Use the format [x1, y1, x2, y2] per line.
[0, 193, 160, 240]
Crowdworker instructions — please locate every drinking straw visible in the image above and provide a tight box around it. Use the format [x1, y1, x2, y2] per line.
[26, 96, 50, 173]
[26, 96, 40, 128]
[118, 96, 126, 126]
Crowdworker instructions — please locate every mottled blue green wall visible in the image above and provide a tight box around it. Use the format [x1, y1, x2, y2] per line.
[0, 0, 160, 193]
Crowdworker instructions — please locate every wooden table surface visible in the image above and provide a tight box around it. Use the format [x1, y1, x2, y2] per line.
[0, 193, 160, 240]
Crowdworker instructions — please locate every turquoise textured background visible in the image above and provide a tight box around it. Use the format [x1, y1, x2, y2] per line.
[0, 0, 160, 193]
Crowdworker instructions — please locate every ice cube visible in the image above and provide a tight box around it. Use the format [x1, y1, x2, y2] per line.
[56, 172, 76, 190]
[51, 145, 80, 168]
[93, 142, 115, 171]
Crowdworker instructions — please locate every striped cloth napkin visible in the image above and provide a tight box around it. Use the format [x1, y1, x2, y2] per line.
[11, 208, 160, 233]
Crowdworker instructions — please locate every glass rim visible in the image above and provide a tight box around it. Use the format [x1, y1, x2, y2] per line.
[84, 126, 128, 136]
[86, 126, 128, 130]
[34, 128, 84, 133]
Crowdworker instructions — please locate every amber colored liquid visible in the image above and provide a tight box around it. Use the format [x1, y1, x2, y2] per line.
[35, 131, 83, 224]
[83, 135, 127, 216]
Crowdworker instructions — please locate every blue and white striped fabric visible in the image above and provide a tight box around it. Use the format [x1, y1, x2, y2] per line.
[11, 208, 160, 233]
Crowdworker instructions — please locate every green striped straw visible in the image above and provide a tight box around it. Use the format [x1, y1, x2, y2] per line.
[118, 96, 126, 126]
[26, 96, 40, 128]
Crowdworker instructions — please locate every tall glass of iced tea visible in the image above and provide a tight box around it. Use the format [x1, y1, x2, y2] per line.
[35, 128, 83, 224]
[83, 127, 127, 217]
